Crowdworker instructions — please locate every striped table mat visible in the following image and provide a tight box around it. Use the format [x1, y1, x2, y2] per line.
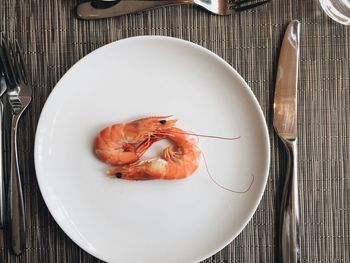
[0, 0, 349, 262]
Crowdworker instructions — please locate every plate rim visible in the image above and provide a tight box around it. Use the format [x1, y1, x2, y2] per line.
[34, 35, 271, 263]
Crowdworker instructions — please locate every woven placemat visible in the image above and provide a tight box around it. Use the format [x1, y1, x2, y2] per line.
[0, 0, 349, 262]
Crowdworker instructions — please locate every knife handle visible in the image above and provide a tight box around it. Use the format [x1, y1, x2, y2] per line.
[280, 139, 300, 263]
[77, 0, 193, 19]
[0, 101, 4, 228]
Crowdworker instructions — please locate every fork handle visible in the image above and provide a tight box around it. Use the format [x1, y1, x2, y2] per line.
[8, 114, 25, 255]
[77, 0, 194, 19]
[280, 139, 300, 263]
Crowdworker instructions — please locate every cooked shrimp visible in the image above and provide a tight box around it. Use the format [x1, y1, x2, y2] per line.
[95, 116, 176, 165]
[106, 127, 201, 180]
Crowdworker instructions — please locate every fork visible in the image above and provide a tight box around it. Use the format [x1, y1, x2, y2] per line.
[0, 37, 31, 255]
[77, 0, 271, 19]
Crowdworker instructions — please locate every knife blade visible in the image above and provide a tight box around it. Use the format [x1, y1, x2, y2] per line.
[273, 20, 301, 263]
[91, 0, 120, 9]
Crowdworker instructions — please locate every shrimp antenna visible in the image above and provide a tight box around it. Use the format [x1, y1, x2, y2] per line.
[154, 129, 250, 192]
[202, 153, 254, 194]
[172, 130, 241, 141]
[189, 131, 253, 194]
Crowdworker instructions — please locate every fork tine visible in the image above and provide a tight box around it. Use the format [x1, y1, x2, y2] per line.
[0, 35, 17, 85]
[14, 41, 29, 85]
[234, 0, 270, 12]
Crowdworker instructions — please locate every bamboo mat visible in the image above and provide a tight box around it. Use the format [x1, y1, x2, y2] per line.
[0, 0, 349, 262]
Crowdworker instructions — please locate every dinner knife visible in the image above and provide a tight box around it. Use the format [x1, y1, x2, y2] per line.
[273, 20, 301, 263]
[0, 66, 6, 228]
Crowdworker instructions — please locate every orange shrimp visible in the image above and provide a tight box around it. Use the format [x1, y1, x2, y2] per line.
[95, 116, 176, 165]
[106, 127, 201, 180]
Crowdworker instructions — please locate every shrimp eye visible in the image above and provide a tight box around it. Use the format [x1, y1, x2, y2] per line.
[159, 120, 166, 125]
[115, 172, 123, 178]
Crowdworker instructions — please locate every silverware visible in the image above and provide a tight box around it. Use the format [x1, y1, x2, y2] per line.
[0, 49, 7, 229]
[77, 0, 270, 20]
[273, 20, 301, 263]
[0, 38, 31, 255]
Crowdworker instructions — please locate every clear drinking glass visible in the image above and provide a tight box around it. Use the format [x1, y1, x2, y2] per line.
[319, 0, 350, 25]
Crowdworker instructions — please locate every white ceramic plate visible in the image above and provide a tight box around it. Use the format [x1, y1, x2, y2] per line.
[34, 36, 270, 263]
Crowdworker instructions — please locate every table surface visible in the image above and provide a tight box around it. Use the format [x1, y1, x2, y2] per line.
[0, 0, 349, 262]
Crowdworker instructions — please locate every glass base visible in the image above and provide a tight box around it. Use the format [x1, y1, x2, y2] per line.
[319, 0, 350, 25]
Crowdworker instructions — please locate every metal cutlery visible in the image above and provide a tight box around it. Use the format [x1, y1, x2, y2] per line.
[273, 20, 301, 263]
[0, 38, 31, 255]
[0, 50, 7, 229]
[77, 0, 270, 20]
